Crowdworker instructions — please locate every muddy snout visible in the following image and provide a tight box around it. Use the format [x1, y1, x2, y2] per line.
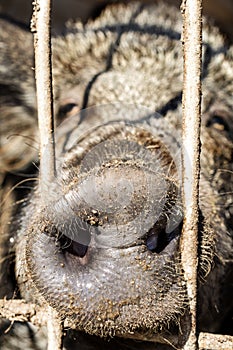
[52, 137, 182, 253]
[18, 105, 186, 338]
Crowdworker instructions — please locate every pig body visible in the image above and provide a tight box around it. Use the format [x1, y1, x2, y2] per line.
[0, 2, 233, 349]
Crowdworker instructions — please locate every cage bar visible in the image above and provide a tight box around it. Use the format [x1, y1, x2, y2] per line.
[47, 307, 63, 350]
[180, 0, 202, 349]
[31, 0, 56, 198]
[31, 1, 62, 348]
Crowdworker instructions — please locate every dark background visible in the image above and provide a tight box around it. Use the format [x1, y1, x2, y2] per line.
[1, 0, 233, 41]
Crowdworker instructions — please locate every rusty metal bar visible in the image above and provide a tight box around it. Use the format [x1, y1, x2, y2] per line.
[199, 332, 233, 349]
[180, 0, 202, 349]
[31, 0, 56, 199]
[47, 307, 63, 350]
[30, 1, 62, 349]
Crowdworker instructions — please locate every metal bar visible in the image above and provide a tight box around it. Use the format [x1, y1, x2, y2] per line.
[30, 1, 62, 349]
[31, 0, 56, 199]
[199, 332, 233, 349]
[180, 0, 203, 349]
[47, 307, 63, 350]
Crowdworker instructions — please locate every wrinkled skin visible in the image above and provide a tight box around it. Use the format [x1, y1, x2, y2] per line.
[0, 2, 233, 349]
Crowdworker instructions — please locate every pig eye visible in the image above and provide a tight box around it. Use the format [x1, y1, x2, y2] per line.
[206, 113, 230, 132]
[58, 102, 79, 119]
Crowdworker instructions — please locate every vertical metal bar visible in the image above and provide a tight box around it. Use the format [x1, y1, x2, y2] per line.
[31, 0, 56, 199]
[47, 307, 63, 350]
[180, 0, 202, 349]
[31, 1, 62, 348]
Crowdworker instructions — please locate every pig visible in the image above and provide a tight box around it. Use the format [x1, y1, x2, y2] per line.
[0, 1, 233, 349]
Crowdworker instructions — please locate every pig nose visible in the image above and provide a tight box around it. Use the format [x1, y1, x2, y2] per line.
[50, 136, 182, 255]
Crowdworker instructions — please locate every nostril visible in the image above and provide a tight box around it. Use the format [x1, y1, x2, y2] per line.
[146, 231, 159, 251]
[59, 234, 90, 258]
[65, 239, 89, 258]
[146, 226, 167, 254]
[146, 219, 181, 254]
[49, 224, 92, 258]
